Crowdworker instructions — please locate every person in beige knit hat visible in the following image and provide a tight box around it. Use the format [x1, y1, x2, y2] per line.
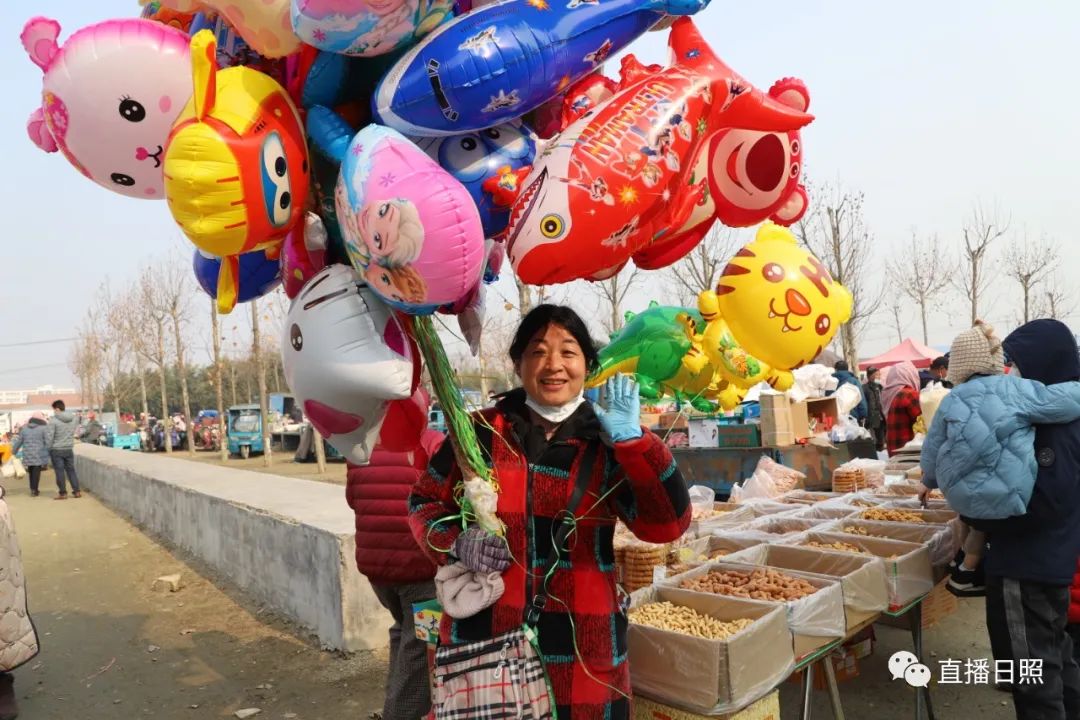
[947, 320, 1005, 386]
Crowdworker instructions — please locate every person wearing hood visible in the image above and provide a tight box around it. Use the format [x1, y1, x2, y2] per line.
[883, 361, 923, 455]
[45, 400, 81, 500]
[11, 413, 49, 497]
[863, 367, 886, 450]
[830, 360, 868, 422]
[409, 304, 691, 720]
[961, 319, 1080, 719]
[920, 321, 1080, 601]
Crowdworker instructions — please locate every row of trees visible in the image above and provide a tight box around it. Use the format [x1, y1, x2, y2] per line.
[68, 252, 285, 462]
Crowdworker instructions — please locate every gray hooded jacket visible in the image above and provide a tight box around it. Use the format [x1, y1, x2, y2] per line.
[46, 411, 77, 451]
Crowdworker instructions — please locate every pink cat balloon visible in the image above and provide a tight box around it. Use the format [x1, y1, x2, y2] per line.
[21, 17, 191, 199]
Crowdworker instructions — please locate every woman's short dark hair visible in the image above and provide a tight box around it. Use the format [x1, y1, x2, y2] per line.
[509, 304, 599, 371]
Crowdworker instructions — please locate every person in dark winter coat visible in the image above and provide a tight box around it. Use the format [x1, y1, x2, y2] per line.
[863, 367, 886, 450]
[11, 414, 49, 497]
[970, 319, 1080, 719]
[346, 417, 443, 720]
[831, 361, 868, 421]
[409, 304, 691, 720]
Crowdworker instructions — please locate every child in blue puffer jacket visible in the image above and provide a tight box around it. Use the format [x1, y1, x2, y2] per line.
[921, 321, 1080, 596]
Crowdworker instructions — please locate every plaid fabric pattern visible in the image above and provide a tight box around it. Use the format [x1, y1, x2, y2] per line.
[433, 628, 553, 720]
[410, 390, 691, 720]
[886, 386, 922, 456]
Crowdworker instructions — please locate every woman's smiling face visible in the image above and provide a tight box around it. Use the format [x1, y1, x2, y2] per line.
[516, 323, 586, 407]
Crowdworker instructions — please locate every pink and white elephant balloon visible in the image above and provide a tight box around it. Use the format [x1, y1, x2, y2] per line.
[282, 264, 416, 464]
[21, 17, 192, 199]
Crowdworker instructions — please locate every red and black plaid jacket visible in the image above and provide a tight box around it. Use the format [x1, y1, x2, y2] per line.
[886, 386, 922, 456]
[409, 389, 691, 720]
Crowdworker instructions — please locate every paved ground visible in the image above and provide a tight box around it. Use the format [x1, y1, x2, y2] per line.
[156, 449, 348, 485]
[10, 478, 386, 720]
[8, 464, 1024, 719]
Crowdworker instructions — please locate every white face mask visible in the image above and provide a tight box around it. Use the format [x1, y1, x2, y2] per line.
[524, 392, 586, 424]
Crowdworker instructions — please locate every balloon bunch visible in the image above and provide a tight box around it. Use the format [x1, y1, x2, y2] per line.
[588, 224, 854, 412]
[20, 1, 817, 499]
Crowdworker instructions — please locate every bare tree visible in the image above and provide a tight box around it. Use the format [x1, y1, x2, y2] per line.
[954, 203, 1010, 326]
[251, 299, 272, 467]
[886, 300, 908, 344]
[210, 298, 228, 461]
[794, 182, 884, 367]
[591, 265, 642, 334]
[155, 256, 196, 455]
[1004, 233, 1059, 324]
[96, 283, 134, 417]
[68, 321, 103, 412]
[887, 232, 952, 344]
[1039, 273, 1075, 321]
[137, 265, 173, 452]
[665, 224, 741, 306]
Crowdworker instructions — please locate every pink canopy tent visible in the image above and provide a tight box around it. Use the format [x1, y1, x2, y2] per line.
[858, 338, 943, 370]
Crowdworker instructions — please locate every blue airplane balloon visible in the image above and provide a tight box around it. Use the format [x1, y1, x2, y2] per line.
[193, 249, 281, 305]
[373, 0, 709, 136]
[410, 120, 537, 238]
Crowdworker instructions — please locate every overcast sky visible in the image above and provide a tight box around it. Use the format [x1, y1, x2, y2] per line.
[3, 0, 1077, 389]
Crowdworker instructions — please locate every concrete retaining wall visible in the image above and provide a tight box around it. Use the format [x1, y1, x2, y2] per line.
[75, 445, 389, 652]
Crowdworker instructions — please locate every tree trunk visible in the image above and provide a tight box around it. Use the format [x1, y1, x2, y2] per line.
[841, 324, 858, 373]
[157, 322, 172, 453]
[1022, 284, 1030, 324]
[172, 313, 196, 456]
[515, 277, 533, 317]
[229, 361, 238, 406]
[252, 301, 272, 467]
[136, 359, 150, 420]
[211, 299, 228, 462]
[970, 259, 979, 326]
[920, 302, 929, 345]
[313, 426, 327, 474]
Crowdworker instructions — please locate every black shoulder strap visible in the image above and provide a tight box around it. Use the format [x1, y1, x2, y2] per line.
[525, 442, 600, 626]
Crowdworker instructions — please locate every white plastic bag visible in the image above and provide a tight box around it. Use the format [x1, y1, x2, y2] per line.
[833, 383, 862, 416]
[9, 458, 24, 480]
[0, 461, 12, 480]
[788, 364, 840, 403]
[829, 415, 872, 443]
[730, 457, 806, 503]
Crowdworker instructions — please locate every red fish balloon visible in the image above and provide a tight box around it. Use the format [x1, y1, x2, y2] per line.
[634, 77, 811, 270]
[505, 18, 813, 285]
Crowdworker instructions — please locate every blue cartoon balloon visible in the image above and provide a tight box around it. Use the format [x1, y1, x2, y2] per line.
[410, 120, 536, 238]
[193, 249, 282, 304]
[372, 0, 710, 135]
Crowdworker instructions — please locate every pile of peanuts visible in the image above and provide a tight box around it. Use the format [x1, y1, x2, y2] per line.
[680, 568, 818, 601]
[842, 525, 889, 538]
[861, 508, 926, 524]
[803, 540, 867, 555]
[628, 602, 755, 640]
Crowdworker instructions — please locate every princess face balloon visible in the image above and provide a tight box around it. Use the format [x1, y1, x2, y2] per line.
[21, 17, 192, 199]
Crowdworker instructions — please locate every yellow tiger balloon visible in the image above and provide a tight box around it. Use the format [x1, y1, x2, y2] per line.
[715, 222, 852, 370]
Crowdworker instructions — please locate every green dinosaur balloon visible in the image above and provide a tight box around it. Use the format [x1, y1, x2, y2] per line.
[588, 301, 731, 412]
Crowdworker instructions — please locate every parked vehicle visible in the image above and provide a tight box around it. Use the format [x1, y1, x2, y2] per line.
[227, 404, 264, 459]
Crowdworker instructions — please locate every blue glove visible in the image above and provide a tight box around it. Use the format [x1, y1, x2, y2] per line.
[593, 375, 643, 443]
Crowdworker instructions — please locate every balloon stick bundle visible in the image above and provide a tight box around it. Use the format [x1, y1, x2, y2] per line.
[404, 314, 505, 538]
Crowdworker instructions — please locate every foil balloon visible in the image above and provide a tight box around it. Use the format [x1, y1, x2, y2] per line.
[505, 19, 813, 285]
[140, 0, 197, 32]
[587, 301, 738, 411]
[715, 222, 853, 371]
[281, 213, 329, 298]
[193, 248, 282, 303]
[693, 291, 793, 391]
[291, 0, 454, 58]
[21, 17, 191, 199]
[379, 386, 430, 452]
[636, 78, 812, 270]
[282, 264, 416, 464]
[373, 0, 711, 136]
[188, 12, 287, 85]
[306, 108, 485, 314]
[164, 30, 310, 314]
[410, 120, 537, 239]
[155, 0, 301, 57]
